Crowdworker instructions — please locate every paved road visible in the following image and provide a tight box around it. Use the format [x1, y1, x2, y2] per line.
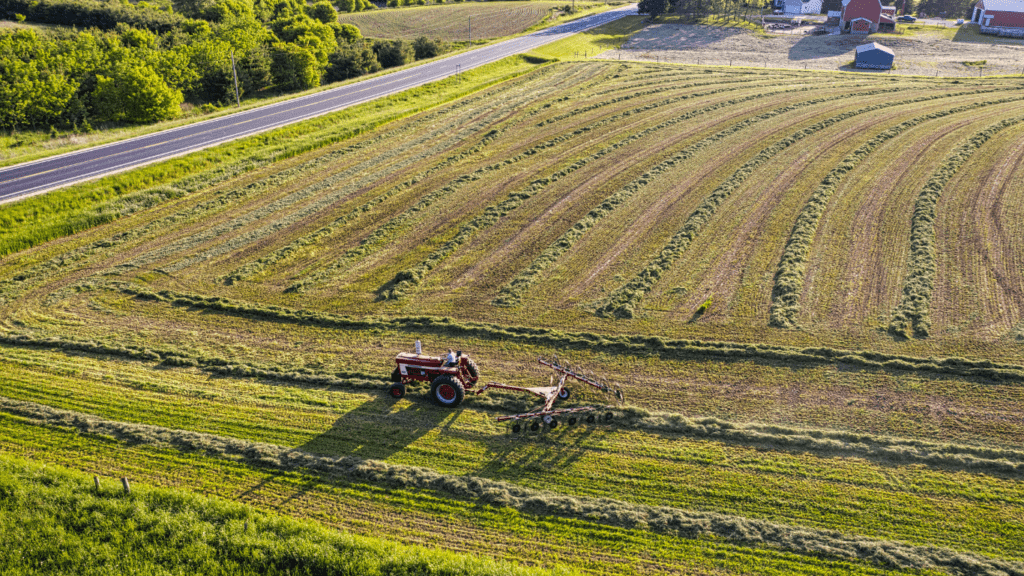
[0, 5, 637, 204]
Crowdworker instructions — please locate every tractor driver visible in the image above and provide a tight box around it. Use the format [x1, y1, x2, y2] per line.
[445, 349, 457, 367]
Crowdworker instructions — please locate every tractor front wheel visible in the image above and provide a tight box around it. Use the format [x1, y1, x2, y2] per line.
[430, 375, 465, 408]
[388, 383, 406, 399]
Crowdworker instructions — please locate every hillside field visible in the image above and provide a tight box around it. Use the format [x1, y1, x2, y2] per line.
[337, 2, 600, 41]
[2, 59, 1024, 575]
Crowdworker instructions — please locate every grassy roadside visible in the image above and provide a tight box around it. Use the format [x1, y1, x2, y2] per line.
[528, 14, 646, 60]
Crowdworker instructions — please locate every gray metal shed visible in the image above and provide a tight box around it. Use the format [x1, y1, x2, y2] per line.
[855, 42, 895, 69]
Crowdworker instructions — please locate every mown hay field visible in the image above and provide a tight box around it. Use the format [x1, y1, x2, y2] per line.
[2, 59, 1024, 575]
[337, 2, 591, 41]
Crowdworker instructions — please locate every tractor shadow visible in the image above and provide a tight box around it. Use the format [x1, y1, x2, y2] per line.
[474, 423, 601, 479]
[298, 393, 458, 462]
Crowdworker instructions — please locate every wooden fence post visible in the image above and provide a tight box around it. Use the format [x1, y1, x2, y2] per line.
[121, 477, 131, 495]
[94, 476, 100, 493]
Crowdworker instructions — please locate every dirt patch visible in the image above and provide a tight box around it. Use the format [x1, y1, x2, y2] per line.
[599, 23, 1024, 77]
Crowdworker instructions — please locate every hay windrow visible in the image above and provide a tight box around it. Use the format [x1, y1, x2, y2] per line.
[305, 78, 827, 296]
[596, 87, 1012, 320]
[890, 114, 1024, 339]
[115, 285, 1024, 384]
[497, 84, 948, 308]
[2, 396, 1021, 576]
[769, 96, 1024, 329]
[381, 82, 843, 300]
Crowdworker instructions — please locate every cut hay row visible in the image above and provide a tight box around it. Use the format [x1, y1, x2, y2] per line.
[4, 336, 1022, 557]
[491, 84, 939, 308]
[594, 87, 1013, 320]
[929, 123, 1024, 339]
[3, 395, 1022, 576]
[378, 83, 850, 300]
[535, 74, 766, 127]
[3, 329, 1023, 476]
[0, 409, 936, 576]
[226, 70, 751, 288]
[135, 67, 594, 281]
[768, 95, 1024, 329]
[114, 286, 1024, 384]
[287, 77, 817, 294]
[889, 114, 1024, 339]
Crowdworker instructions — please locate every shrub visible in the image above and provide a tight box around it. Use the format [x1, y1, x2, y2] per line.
[373, 39, 414, 68]
[270, 42, 321, 91]
[91, 59, 183, 124]
[412, 36, 443, 60]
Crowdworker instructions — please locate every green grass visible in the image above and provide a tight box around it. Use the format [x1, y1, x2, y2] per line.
[527, 15, 646, 60]
[953, 22, 1024, 44]
[0, 454, 564, 576]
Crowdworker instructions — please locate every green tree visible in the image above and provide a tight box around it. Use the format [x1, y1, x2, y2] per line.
[325, 40, 379, 81]
[331, 22, 362, 43]
[373, 39, 413, 68]
[307, 1, 338, 23]
[337, 0, 356, 12]
[270, 41, 319, 90]
[412, 36, 443, 59]
[0, 30, 80, 128]
[91, 58, 183, 123]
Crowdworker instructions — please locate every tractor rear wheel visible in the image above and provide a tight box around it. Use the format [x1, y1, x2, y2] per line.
[388, 383, 406, 399]
[391, 368, 401, 382]
[430, 375, 464, 408]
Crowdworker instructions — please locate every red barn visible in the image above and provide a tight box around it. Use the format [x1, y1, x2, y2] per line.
[971, 0, 1024, 37]
[840, 0, 898, 32]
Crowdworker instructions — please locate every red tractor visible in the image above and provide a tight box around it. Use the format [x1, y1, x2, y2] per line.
[390, 349, 480, 407]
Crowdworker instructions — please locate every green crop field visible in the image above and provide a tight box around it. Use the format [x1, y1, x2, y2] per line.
[2, 53, 1024, 575]
[337, 2, 601, 41]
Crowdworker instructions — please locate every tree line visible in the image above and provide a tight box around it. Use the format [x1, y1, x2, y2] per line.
[0, 0, 450, 129]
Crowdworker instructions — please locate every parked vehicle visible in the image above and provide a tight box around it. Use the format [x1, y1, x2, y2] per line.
[897, 15, 916, 22]
[390, 348, 480, 406]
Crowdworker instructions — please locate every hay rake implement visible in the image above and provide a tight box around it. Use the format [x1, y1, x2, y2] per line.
[477, 357, 623, 433]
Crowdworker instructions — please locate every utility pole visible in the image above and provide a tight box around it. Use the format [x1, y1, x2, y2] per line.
[468, 16, 471, 42]
[230, 50, 241, 108]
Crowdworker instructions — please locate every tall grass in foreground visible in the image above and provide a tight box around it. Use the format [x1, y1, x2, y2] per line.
[0, 454, 564, 576]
